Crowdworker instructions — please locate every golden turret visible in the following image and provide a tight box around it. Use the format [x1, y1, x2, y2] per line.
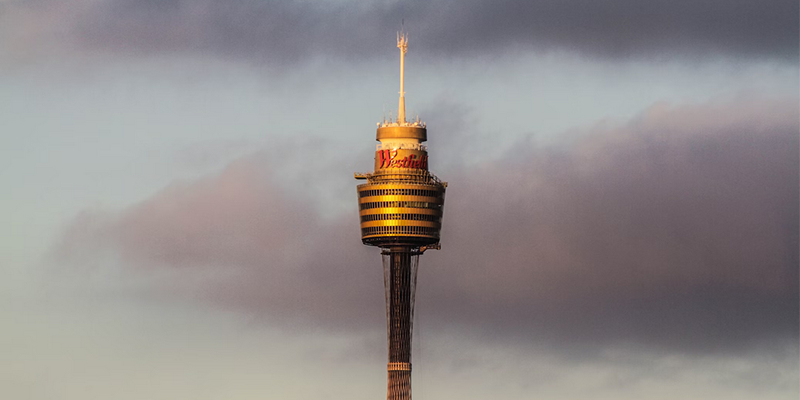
[355, 30, 446, 249]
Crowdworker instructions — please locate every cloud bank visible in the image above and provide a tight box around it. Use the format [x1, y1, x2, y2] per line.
[3, 0, 797, 66]
[56, 96, 799, 356]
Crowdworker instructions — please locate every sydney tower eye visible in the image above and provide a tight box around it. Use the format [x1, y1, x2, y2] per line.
[354, 30, 447, 400]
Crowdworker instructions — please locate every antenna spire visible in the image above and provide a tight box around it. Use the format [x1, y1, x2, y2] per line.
[397, 26, 408, 124]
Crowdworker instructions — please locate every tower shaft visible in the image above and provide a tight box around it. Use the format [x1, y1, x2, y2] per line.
[384, 249, 416, 400]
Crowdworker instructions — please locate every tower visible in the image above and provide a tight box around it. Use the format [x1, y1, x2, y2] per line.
[354, 30, 447, 400]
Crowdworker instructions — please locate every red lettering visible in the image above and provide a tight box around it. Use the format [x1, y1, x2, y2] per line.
[376, 150, 429, 170]
[378, 150, 398, 168]
[378, 150, 389, 168]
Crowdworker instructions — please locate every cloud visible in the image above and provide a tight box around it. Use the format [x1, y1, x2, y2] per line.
[54, 96, 799, 356]
[429, 97, 798, 354]
[53, 153, 385, 329]
[2, 0, 797, 66]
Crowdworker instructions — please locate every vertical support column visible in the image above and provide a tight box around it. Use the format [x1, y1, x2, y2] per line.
[383, 248, 418, 400]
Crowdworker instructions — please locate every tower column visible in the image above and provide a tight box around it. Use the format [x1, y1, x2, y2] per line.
[383, 248, 417, 400]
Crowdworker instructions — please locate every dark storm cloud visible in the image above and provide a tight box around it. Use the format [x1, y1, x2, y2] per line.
[55, 96, 799, 355]
[3, 0, 797, 65]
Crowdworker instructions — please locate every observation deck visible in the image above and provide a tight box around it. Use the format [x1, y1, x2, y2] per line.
[357, 124, 445, 247]
[357, 177, 446, 247]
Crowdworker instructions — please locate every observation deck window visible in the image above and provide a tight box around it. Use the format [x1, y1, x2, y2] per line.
[359, 201, 442, 211]
[359, 188, 442, 198]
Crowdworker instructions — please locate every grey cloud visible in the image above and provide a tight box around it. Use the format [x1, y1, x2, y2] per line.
[55, 97, 799, 356]
[426, 97, 798, 354]
[416, 0, 799, 61]
[2, 0, 797, 66]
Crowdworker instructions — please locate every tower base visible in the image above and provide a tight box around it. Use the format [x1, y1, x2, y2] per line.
[387, 369, 411, 400]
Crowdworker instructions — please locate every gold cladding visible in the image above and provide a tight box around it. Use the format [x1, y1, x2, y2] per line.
[376, 126, 427, 142]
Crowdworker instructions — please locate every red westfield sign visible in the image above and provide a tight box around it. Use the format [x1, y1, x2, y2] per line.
[377, 150, 428, 170]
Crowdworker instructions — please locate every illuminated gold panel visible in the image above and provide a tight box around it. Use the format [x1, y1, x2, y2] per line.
[376, 126, 427, 142]
[356, 181, 445, 247]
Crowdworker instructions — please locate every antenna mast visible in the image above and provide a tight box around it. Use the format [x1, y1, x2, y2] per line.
[397, 28, 408, 124]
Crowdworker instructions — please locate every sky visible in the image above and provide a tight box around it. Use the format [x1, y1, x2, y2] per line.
[1, 0, 798, 399]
